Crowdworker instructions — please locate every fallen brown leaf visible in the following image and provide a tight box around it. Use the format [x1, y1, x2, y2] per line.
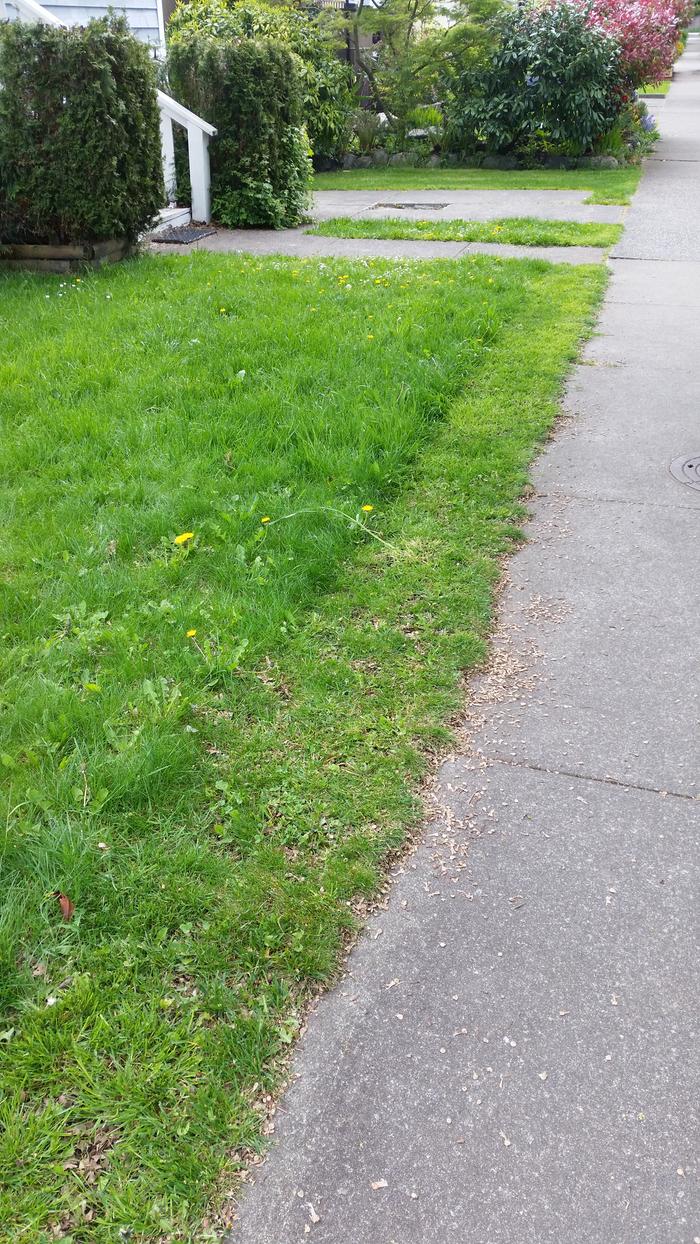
[54, 893, 75, 922]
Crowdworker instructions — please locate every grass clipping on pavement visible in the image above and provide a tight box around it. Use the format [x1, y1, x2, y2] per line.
[0, 252, 605, 1241]
[309, 215, 623, 248]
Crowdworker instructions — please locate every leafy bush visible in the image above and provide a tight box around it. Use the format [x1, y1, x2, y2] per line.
[596, 98, 659, 158]
[574, 0, 691, 88]
[168, 34, 311, 227]
[0, 17, 163, 245]
[447, 0, 623, 155]
[352, 109, 383, 153]
[168, 0, 355, 162]
[345, 0, 502, 138]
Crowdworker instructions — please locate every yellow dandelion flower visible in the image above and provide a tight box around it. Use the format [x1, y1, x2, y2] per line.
[361, 504, 374, 513]
[367, 333, 374, 340]
[186, 629, 197, 638]
[261, 516, 271, 525]
[174, 531, 194, 545]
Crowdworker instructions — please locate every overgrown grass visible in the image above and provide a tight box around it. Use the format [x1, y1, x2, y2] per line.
[639, 78, 671, 94]
[0, 252, 605, 1242]
[309, 215, 622, 248]
[313, 164, 642, 204]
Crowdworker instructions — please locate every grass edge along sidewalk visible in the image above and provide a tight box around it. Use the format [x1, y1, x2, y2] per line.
[0, 253, 606, 1243]
[313, 163, 642, 204]
[309, 216, 623, 249]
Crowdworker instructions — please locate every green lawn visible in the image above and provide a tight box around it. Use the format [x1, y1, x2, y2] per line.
[313, 164, 642, 204]
[639, 79, 671, 94]
[309, 215, 623, 249]
[0, 252, 605, 1242]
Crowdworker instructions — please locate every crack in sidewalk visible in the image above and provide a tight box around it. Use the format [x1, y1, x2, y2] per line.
[480, 752, 698, 802]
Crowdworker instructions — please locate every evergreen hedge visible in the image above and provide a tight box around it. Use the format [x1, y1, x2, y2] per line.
[0, 17, 163, 245]
[168, 0, 355, 163]
[167, 34, 311, 228]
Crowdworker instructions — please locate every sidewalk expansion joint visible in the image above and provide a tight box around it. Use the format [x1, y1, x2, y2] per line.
[535, 489, 700, 512]
[611, 254, 700, 264]
[483, 752, 698, 802]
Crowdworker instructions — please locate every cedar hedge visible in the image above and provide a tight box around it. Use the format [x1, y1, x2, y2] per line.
[167, 34, 311, 228]
[168, 0, 355, 163]
[0, 17, 163, 245]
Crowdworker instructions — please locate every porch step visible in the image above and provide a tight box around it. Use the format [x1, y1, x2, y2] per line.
[151, 205, 192, 233]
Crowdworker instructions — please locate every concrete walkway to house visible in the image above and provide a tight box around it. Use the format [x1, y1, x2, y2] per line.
[151, 188, 623, 266]
[311, 187, 624, 223]
[173, 229, 607, 265]
[229, 38, 700, 1244]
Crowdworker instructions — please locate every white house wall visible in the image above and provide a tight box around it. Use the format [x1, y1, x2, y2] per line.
[4, 0, 164, 44]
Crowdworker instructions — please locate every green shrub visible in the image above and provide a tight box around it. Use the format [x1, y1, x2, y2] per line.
[351, 108, 383, 153]
[0, 17, 163, 245]
[168, 33, 311, 228]
[446, 0, 622, 156]
[596, 98, 658, 161]
[168, 0, 355, 162]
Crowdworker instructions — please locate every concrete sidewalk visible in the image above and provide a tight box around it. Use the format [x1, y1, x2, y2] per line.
[171, 228, 606, 265]
[311, 187, 624, 224]
[230, 45, 700, 1244]
[151, 188, 622, 266]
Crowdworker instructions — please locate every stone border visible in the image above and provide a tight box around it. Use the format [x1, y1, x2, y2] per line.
[0, 238, 132, 274]
[341, 151, 623, 172]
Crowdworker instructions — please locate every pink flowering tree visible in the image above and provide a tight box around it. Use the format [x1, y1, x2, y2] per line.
[578, 0, 690, 88]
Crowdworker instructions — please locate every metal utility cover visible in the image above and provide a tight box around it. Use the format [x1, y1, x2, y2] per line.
[669, 454, 700, 491]
[373, 202, 448, 211]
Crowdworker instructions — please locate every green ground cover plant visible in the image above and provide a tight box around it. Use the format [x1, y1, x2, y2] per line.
[0, 252, 605, 1241]
[313, 164, 641, 203]
[309, 215, 623, 247]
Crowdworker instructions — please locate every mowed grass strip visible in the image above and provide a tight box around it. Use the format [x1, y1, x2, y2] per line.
[309, 215, 623, 248]
[0, 253, 605, 1242]
[313, 163, 642, 204]
[639, 78, 671, 94]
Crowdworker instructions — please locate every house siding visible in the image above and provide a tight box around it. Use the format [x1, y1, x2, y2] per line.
[5, 0, 163, 43]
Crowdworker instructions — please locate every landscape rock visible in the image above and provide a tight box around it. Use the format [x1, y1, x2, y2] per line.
[482, 154, 519, 170]
[543, 154, 575, 168]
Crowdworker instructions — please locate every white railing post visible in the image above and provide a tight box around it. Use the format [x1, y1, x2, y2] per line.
[187, 127, 212, 224]
[159, 111, 177, 205]
[156, 91, 216, 224]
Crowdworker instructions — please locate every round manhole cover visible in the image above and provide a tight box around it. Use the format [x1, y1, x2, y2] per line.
[669, 454, 700, 491]
[374, 202, 448, 211]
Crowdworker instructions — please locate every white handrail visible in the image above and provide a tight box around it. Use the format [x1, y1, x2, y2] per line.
[157, 90, 216, 138]
[3, 0, 217, 223]
[7, 0, 63, 23]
